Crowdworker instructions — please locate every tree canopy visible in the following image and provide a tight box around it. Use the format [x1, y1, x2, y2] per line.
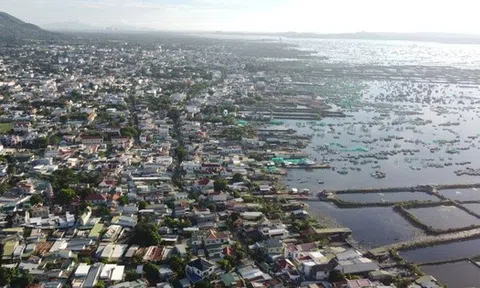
[46, 168, 101, 191]
[131, 222, 161, 247]
[125, 269, 140, 281]
[0, 267, 33, 288]
[195, 279, 214, 288]
[214, 179, 228, 192]
[221, 126, 256, 140]
[169, 255, 188, 278]
[95, 204, 111, 217]
[55, 188, 77, 205]
[328, 270, 346, 282]
[138, 201, 148, 210]
[117, 195, 129, 206]
[232, 173, 244, 183]
[176, 146, 186, 162]
[162, 216, 191, 229]
[29, 194, 43, 205]
[143, 262, 160, 285]
[120, 126, 138, 138]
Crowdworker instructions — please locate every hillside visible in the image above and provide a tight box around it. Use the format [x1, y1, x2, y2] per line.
[0, 11, 57, 41]
[42, 21, 100, 32]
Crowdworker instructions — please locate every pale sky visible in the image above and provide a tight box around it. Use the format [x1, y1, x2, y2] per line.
[0, 0, 479, 33]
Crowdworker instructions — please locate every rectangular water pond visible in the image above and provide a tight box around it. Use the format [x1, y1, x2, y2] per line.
[438, 188, 480, 201]
[307, 202, 424, 248]
[421, 261, 480, 288]
[462, 203, 480, 216]
[338, 192, 439, 203]
[400, 238, 480, 263]
[407, 205, 480, 231]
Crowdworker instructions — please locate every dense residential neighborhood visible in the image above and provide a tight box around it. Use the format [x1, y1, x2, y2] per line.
[0, 29, 446, 288]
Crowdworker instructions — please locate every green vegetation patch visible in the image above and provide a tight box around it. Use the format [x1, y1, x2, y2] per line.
[0, 122, 13, 134]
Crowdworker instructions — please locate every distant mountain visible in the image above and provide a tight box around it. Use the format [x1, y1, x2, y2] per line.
[42, 21, 154, 33]
[212, 31, 480, 45]
[42, 21, 100, 32]
[277, 31, 480, 44]
[0, 11, 57, 41]
[103, 23, 156, 32]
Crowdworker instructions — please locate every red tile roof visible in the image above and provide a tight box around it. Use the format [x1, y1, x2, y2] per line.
[85, 194, 107, 201]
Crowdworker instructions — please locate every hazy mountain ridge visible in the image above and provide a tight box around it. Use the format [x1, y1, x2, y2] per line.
[0, 11, 57, 41]
[42, 21, 100, 32]
[278, 31, 480, 44]
[212, 31, 480, 44]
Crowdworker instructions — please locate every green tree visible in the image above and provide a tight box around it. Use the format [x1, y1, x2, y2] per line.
[49, 168, 77, 190]
[143, 262, 160, 285]
[138, 201, 148, 210]
[78, 257, 92, 265]
[79, 171, 101, 186]
[223, 255, 237, 268]
[94, 280, 105, 288]
[49, 135, 63, 145]
[125, 269, 140, 281]
[131, 254, 144, 265]
[328, 270, 346, 282]
[232, 173, 244, 183]
[222, 116, 236, 125]
[0, 182, 9, 195]
[392, 276, 412, 288]
[32, 137, 49, 148]
[11, 272, 32, 288]
[96, 205, 111, 217]
[218, 259, 231, 271]
[77, 187, 95, 200]
[29, 194, 43, 205]
[226, 212, 240, 229]
[162, 217, 191, 229]
[0, 267, 33, 287]
[214, 179, 228, 191]
[195, 279, 214, 288]
[6, 165, 16, 176]
[176, 146, 186, 162]
[118, 195, 129, 205]
[55, 188, 77, 205]
[242, 195, 255, 203]
[170, 255, 187, 278]
[207, 202, 217, 212]
[131, 222, 161, 247]
[120, 126, 138, 138]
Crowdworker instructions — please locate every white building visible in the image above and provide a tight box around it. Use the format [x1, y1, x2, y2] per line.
[181, 161, 201, 174]
[185, 258, 215, 283]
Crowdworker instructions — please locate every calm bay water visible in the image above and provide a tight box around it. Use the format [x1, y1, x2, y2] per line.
[199, 33, 480, 69]
[421, 261, 480, 288]
[282, 38, 480, 68]
[282, 107, 480, 191]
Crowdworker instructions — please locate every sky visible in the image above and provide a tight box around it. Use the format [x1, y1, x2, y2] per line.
[0, 0, 479, 33]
